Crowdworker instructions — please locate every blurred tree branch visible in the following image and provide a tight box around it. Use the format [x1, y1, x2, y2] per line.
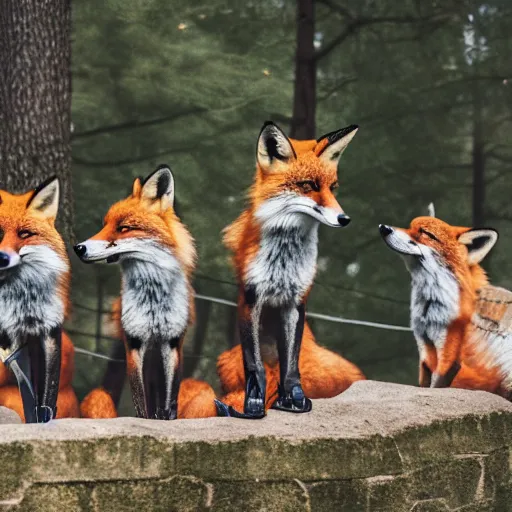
[72, 107, 208, 140]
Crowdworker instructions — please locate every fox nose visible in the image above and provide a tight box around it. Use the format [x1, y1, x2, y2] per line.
[337, 214, 351, 227]
[73, 244, 87, 258]
[0, 252, 10, 268]
[379, 224, 393, 237]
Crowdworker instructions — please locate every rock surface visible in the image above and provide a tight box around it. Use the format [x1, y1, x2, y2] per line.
[0, 381, 511, 511]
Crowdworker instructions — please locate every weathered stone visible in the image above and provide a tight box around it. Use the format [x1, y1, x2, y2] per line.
[0, 382, 508, 510]
[211, 480, 309, 511]
[0, 407, 21, 425]
[14, 483, 93, 512]
[92, 476, 208, 512]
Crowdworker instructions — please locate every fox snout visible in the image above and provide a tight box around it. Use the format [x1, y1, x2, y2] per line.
[338, 214, 351, 227]
[73, 244, 87, 259]
[0, 250, 20, 270]
[379, 224, 393, 237]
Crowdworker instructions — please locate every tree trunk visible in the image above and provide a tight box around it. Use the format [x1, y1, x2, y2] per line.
[0, 0, 73, 241]
[290, 0, 316, 140]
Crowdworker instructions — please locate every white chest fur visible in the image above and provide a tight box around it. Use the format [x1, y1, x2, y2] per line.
[246, 221, 319, 307]
[120, 252, 189, 344]
[0, 246, 67, 345]
[409, 250, 460, 352]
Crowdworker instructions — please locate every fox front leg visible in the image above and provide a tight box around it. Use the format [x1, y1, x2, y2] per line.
[18, 327, 62, 423]
[143, 339, 182, 420]
[431, 323, 463, 388]
[215, 287, 266, 419]
[273, 303, 312, 413]
[125, 338, 147, 418]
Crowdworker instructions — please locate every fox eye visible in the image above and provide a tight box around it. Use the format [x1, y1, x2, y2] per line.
[296, 180, 320, 193]
[18, 230, 36, 239]
[117, 225, 133, 234]
[330, 181, 339, 191]
[419, 228, 439, 242]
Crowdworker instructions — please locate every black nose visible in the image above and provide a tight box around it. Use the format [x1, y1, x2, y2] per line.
[73, 244, 87, 258]
[337, 214, 351, 227]
[0, 252, 10, 268]
[379, 224, 393, 237]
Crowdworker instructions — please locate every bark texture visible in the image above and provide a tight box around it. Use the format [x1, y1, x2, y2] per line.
[290, 0, 316, 140]
[0, 0, 73, 241]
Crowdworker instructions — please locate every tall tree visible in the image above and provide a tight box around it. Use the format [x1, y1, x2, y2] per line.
[0, 0, 73, 240]
[290, 0, 316, 139]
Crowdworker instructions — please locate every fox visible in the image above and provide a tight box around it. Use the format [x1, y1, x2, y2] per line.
[379, 214, 512, 395]
[0, 331, 80, 421]
[0, 177, 69, 423]
[74, 165, 196, 420]
[215, 120, 359, 419]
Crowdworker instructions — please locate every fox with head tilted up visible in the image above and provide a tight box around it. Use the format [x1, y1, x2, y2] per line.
[215, 121, 359, 419]
[380, 213, 512, 398]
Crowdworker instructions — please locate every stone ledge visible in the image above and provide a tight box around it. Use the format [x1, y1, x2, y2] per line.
[0, 381, 511, 511]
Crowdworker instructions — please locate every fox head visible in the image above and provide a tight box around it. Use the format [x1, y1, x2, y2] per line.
[0, 176, 68, 279]
[379, 216, 498, 284]
[74, 165, 195, 271]
[251, 121, 358, 229]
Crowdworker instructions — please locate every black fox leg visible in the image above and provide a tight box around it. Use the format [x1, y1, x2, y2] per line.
[18, 328, 62, 423]
[419, 361, 432, 388]
[273, 303, 311, 413]
[37, 327, 62, 422]
[8, 343, 37, 423]
[431, 361, 461, 388]
[152, 341, 181, 420]
[216, 294, 266, 419]
[125, 339, 146, 418]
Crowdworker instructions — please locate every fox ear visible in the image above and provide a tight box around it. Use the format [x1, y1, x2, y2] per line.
[26, 176, 59, 220]
[316, 125, 358, 166]
[141, 165, 175, 212]
[458, 228, 498, 265]
[257, 121, 296, 173]
[132, 177, 143, 197]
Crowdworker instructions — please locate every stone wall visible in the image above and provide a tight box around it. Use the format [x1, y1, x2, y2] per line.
[0, 381, 511, 511]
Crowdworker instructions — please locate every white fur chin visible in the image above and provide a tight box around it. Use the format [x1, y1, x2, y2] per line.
[407, 245, 460, 353]
[255, 193, 343, 229]
[115, 240, 190, 343]
[0, 245, 68, 344]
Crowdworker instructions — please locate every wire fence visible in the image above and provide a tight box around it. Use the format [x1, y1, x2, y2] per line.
[70, 291, 412, 364]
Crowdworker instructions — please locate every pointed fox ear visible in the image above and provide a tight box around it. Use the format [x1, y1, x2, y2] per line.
[316, 124, 358, 166]
[257, 121, 296, 173]
[132, 177, 143, 197]
[26, 176, 60, 220]
[458, 228, 498, 265]
[140, 165, 175, 212]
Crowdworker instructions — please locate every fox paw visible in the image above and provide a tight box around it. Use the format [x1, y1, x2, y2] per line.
[272, 385, 312, 413]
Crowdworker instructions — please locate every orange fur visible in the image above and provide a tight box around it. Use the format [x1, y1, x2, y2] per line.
[80, 387, 117, 419]
[217, 323, 365, 413]
[0, 184, 70, 317]
[389, 217, 504, 392]
[0, 385, 79, 422]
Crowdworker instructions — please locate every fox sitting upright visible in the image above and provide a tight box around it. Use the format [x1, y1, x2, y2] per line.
[379, 214, 512, 395]
[217, 121, 359, 419]
[0, 177, 69, 423]
[75, 165, 196, 420]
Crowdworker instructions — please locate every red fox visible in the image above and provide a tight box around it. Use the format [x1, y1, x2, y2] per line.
[0, 177, 69, 422]
[74, 165, 196, 420]
[0, 331, 79, 421]
[379, 215, 511, 394]
[216, 121, 360, 418]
